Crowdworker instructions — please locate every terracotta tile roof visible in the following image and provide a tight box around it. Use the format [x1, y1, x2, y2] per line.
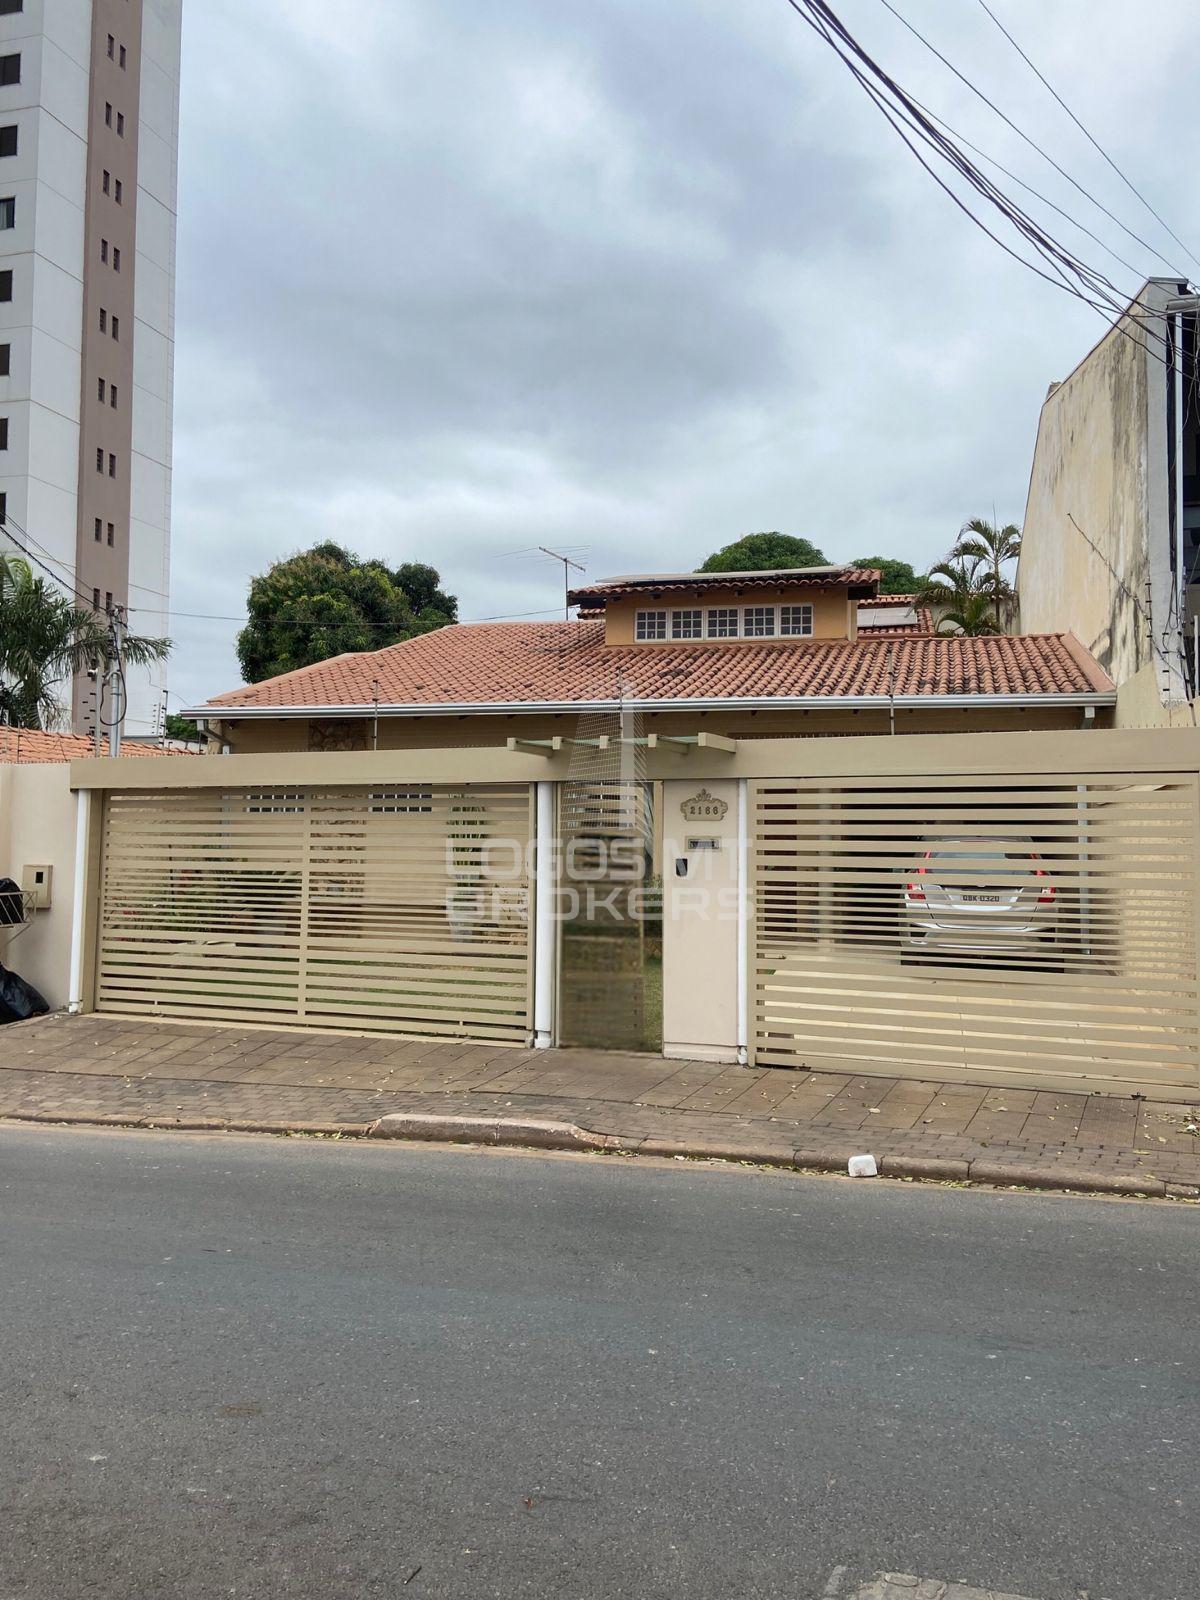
[0, 728, 186, 764]
[198, 622, 1115, 713]
[569, 566, 880, 608]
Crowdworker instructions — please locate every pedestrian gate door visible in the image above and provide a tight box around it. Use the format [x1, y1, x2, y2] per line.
[96, 784, 533, 1042]
[751, 770, 1200, 1096]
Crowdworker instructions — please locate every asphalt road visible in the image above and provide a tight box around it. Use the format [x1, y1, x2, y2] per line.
[0, 1128, 1195, 1600]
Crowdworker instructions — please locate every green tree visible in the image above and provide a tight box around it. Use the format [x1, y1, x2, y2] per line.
[164, 711, 201, 742]
[952, 517, 1020, 629]
[236, 542, 458, 683]
[851, 555, 918, 594]
[915, 557, 1002, 636]
[698, 532, 828, 573]
[0, 554, 171, 730]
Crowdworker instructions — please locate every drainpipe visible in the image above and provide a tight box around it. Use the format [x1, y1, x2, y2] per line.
[533, 780, 555, 1049]
[67, 789, 93, 1013]
[736, 777, 749, 1066]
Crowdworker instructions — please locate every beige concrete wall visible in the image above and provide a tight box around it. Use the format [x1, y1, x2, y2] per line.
[603, 587, 856, 645]
[0, 765, 78, 1008]
[661, 778, 740, 1061]
[215, 702, 1105, 756]
[1017, 290, 1169, 710]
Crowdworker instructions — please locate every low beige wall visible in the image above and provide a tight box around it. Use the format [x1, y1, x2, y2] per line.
[0, 764, 78, 1009]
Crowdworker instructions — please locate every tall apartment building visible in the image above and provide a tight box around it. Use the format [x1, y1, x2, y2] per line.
[0, 0, 182, 738]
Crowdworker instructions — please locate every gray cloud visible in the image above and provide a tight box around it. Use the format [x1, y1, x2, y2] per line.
[166, 0, 1200, 709]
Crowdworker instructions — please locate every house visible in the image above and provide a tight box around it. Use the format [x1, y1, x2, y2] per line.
[188, 566, 1115, 752]
[1018, 278, 1199, 725]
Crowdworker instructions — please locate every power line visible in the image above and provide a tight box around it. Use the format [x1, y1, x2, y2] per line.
[873, 0, 1194, 284]
[972, 0, 1200, 275]
[778, 0, 1189, 373]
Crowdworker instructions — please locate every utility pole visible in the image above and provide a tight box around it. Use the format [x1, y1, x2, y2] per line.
[538, 547, 586, 619]
[107, 604, 125, 757]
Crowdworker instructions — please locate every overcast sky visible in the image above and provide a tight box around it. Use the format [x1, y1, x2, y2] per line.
[167, 0, 1200, 707]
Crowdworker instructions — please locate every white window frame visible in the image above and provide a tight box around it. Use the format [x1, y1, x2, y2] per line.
[707, 607, 739, 638]
[635, 609, 667, 640]
[671, 608, 703, 639]
[779, 603, 814, 637]
[743, 605, 776, 637]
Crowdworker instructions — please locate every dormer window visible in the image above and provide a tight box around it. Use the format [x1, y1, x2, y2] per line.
[743, 606, 776, 637]
[671, 609, 703, 639]
[707, 607, 739, 637]
[635, 609, 667, 641]
[780, 604, 814, 636]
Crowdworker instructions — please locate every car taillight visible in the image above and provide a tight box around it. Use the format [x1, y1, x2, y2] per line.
[1035, 865, 1055, 903]
[906, 855, 929, 902]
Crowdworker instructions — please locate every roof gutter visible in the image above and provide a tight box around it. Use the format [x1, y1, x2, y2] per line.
[187, 690, 1116, 720]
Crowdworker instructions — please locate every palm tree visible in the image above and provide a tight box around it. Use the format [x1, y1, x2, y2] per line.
[913, 556, 1004, 636]
[953, 517, 1021, 630]
[0, 553, 171, 730]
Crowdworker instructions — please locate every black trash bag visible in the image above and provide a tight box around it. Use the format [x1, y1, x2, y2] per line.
[0, 962, 49, 1024]
[0, 877, 23, 928]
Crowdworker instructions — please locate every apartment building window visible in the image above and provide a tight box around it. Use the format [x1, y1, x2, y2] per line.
[99, 307, 107, 332]
[112, 246, 120, 271]
[0, 197, 14, 230]
[109, 384, 117, 408]
[114, 178, 122, 203]
[105, 591, 112, 613]
[108, 452, 116, 477]
[0, 417, 8, 450]
[105, 102, 113, 128]
[111, 314, 119, 339]
[779, 604, 814, 637]
[102, 169, 110, 195]
[116, 111, 125, 137]
[98, 377, 105, 402]
[0, 342, 11, 375]
[100, 238, 108, 263]
[0, 2, 23, 14]
[106, 521, 114, 547]
[92, 586, 100, 610]
[106, 35, 115, 60]
[0, 126, 16, 157]
[0, 493, 7, 524]
[94, 516, 102, 542]
[0, 56, 20, 88]
[743, 606, 776, 637]
[96, 446, 104, 472]
[671, 608, 703, 640]
[0, 270, 13, 301]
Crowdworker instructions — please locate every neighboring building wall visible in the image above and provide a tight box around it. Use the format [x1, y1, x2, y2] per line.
[1018, 282, 1180, 725]
[125, 0, 180, 737]
[0, 0, 93, 593]
[0, 761, 78, 1007]
[208, 703, 1109, 756]
[0, 0, 181, 739]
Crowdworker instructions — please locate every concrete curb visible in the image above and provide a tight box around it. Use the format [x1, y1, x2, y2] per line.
[1, 1106, 1186, 1199]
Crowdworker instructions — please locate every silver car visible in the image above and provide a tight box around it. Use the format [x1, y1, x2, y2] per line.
[901, 837, 1058, 959]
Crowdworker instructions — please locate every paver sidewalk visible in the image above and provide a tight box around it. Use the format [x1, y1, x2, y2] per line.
[2, 1013, 1199, 1198]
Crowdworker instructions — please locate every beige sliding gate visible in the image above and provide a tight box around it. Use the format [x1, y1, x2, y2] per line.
[96, 783, 533, 1042]
[752, 770, 1200, 1097]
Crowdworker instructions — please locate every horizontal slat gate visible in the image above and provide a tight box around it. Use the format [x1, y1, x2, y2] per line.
[97, 784, 533, 1042]
[752, 772, 1200, 1097]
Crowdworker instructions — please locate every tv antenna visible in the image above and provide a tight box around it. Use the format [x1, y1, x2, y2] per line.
[539, 546, 586, 619]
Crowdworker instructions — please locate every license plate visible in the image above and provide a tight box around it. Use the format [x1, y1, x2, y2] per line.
[961, 893, 1002, 903]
